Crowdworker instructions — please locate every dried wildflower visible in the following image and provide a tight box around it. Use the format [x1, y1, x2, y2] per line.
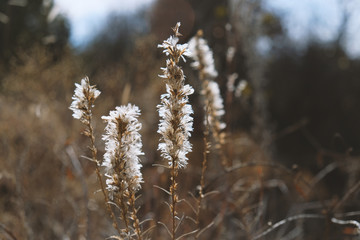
[102, 104, 144, 239]
[235, 79, 248, 98]
[157, 22, 194, 169]
[188, 32, 227, 227]
[69, 76, 101, 124]
[158, 23, 190, 63]
[187, 31, 226, 149]
[102, 104, 143, 193]
[227, 73, 239, 93]
[157, 23, 194, 239]
[203, 81, 226, 131]
[70, 76, 122, 235]
[187, 31, 218, 79]
[226, 46, 236, 63]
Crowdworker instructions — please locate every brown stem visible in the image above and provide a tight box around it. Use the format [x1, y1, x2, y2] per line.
[118, 191, 131, 236]
[332, 180, 360, 213]
[0, 223, 18, 240]
[170, 158, 178, 240]
[86, 115, 122, 235]
[196, 134, 209, 230]
[195, 35, 227, 168]
[129, 191, 142, 240]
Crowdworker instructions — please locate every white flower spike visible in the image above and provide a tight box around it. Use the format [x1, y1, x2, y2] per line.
[157, 22, 194, 169]
[69, 76, 101, 123]
[187, 31, 226, 150]
[102, 104, 144, 193]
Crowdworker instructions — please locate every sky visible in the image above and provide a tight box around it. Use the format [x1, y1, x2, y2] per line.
[264, 0, 360, 57]
[53, 0, 155, 46]
[54, 0, 360, 57]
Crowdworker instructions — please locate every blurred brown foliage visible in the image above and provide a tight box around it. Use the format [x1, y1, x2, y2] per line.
[0, 0, 360, 239]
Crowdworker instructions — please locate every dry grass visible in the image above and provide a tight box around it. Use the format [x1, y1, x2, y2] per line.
[0, 20, 359, 240]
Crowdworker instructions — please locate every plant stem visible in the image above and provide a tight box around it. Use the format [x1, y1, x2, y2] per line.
[129, 191, 142, 240]
[118, 191, 131, 236]
[196, 134, 209, 227]
[170, 159, 179, 240]
[86, 115, 122, 235]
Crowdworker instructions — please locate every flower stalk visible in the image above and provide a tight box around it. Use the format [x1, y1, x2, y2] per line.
[69, 76, 122, 235]
[188, 30, 226, 153]
[157, 22, 194, 239]
[187, 31, 227, 232]
[102, 104, 144, 239]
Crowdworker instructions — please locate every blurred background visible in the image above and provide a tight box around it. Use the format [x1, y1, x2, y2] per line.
[1, 0, 360, 239]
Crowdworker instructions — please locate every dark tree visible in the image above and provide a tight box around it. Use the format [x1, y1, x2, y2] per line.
[0, 0, 69, 65]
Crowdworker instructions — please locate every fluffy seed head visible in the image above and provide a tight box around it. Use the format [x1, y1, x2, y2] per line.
[203, 81, 226, 130]
[187, 31, 226, 148]
[157, 84, 194, 168]
[158, 22, 191, 63]
[157, 22, 194, 169]
[69, 76, 101, 123]
[187, 32, 218, 79]
[102, 104, 144, 193]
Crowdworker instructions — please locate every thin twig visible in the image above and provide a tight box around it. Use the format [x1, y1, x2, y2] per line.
[152, 163, 170, 169]
[153, 185, 171, 195]
[252, 214, 325, 240]
[331, 217, 360, 231]
[0, 223, 18, 240]
[204, 161, 292, 193]
[179, 198, 197, 216]
[310, 162, 338, 189]
[332, 180, 360, 212]
[141, 224, 156, 237]
[335, 211, 360, 218]
[158, 221, 172, 238]
[195, 221, 215, 238]
[272, 118, 308, 141]
[176, 228, 199, 240]
[175, 214, 186, 233]
[186, 216, 197, 224]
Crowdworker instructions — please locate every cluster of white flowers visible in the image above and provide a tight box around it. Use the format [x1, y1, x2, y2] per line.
[157, 22, 194, 169]
[69, 76, 101, 123]
[203, 81, 226, 130]
[158, 22, 190, 63]
[158, 85, 194, 168]
[227, 73, 238, 93]
[226, 46, 236, 63]
[235, 80, 248, 98]
[187, 33, 226, 136]
[187, 33, 218, 79]
[102, 104, 143, 193]
[226, 73, 248, 98]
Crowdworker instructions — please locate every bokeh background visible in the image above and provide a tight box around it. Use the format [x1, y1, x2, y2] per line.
[1, 0, 360, 239]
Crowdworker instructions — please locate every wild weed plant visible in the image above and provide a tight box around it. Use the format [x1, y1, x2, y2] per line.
[68, 22, 360, 240]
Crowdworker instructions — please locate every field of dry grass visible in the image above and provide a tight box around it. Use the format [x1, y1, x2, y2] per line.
[1, 3, 360, 239]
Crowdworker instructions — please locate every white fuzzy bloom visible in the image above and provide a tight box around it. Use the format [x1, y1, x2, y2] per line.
[157, 22, 194, 169]
[203, 81, 226, 130]
[69, 76, 101, 122]
[158, 22, 191, 63]
[187, 32, 226, 149]
[235, 80, 248, 98]
[227, 73, 238, 93]
[102, 104, 143, 193]
[226, 46, 236, 63]
[187, 36, 218, 79]
[157, 84, 194, 168]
